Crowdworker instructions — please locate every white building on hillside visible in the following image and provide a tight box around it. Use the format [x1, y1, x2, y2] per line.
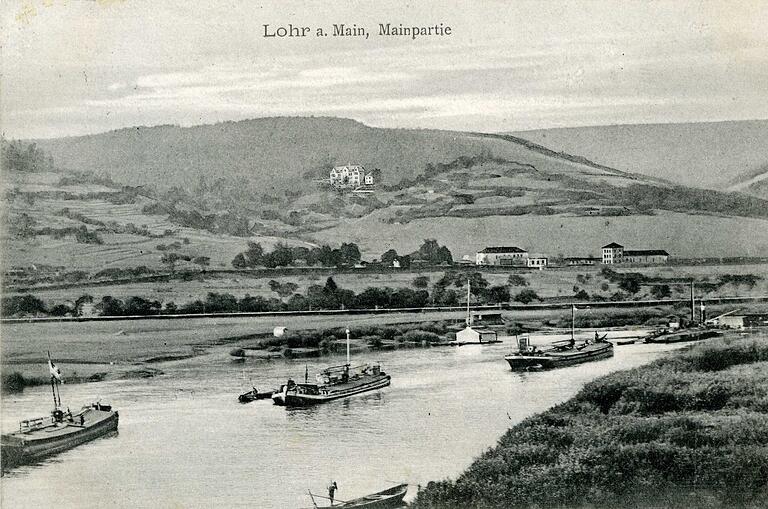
[330, 165, 374, 187]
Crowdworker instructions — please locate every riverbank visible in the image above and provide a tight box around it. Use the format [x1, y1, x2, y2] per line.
[0, 303, 662, 392]
[412, 331, 768, 508]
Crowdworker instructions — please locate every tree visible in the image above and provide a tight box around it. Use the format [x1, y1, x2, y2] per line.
[381, 249, 399, 265]
[339, 242, 362, 265]
[574, 289, 590, 301]
[485, 285, 510, 304]
[508, 275, 528, 287]
[618, 274, 643, 294]
[98, 296, 124, 316]
[651, 284, 671, 299]
[269, 280, 299, 299]
[412, 276, 430, 289]
[232, 253, 249, 269]
[513, 289, 540, 304]
[74, 294, 94, 316]
[324, 277, 339, 294]
[397, 254, 411, 269]
[467, 273, 489, 295]
[1, 294, 47, 316]
[415, 239, 453, 265]
[245, 241, 264, 266]
[192, 256, 210, 269]
[161, 252, 182, 272]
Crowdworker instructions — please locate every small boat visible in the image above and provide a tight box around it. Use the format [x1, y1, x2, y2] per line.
[1, 354, 119, 470]
[238, 388, 275, 403]
[616, 339, 636, 346]
[505, 305, 613, 370]
[273, 329, 390, 407]
[306, 483, 408, 508]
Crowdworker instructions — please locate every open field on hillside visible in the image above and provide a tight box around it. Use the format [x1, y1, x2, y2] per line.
[2, 171, 314, 271]
[312, 212, 768, 260]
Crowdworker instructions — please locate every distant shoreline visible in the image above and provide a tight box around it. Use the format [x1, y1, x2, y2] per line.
[4, 295, 768, 324]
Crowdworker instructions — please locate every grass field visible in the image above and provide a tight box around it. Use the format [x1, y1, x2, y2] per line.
[4, 262, 767, 311]
[311, 211, 768, 260]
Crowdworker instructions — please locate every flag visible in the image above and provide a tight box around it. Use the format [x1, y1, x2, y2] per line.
[48, 354, 62, 381]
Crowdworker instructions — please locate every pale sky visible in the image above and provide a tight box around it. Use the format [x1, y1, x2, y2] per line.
[2, 0, 767, 139]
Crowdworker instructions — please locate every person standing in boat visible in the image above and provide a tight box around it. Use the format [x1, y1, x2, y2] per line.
[328, 481, 338, 505]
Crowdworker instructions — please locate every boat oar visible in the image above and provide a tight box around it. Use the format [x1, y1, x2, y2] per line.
[308, 490, 319, 508]
[308, 492, 351, 504]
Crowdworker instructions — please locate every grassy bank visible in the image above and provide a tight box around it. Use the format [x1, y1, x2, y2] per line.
[412, 333, 768, 508]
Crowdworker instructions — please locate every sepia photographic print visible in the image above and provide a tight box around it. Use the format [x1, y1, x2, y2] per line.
[2, 1, 768, 507]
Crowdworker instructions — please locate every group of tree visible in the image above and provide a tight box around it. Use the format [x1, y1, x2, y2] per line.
[1, 139, 55, 173]
[1, 294, 93, 317]
[231, 238, 454, 270]
[232, 241, 362, 269]
[2, 273, 525, 318]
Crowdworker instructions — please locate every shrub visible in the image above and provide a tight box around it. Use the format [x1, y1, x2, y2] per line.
[514, 289, 540, 304]
[508, 275, 528, 286]
[400, 329, 441, 343]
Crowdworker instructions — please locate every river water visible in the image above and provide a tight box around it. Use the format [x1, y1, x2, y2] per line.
[1, 331, 686, 508]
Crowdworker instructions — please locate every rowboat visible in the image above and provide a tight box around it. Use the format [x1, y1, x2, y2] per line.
[238, 388, 275, 403]
[305, 483, 408, 508]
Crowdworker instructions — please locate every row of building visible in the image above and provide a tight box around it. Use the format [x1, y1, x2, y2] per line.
[474, 242, 670, 268]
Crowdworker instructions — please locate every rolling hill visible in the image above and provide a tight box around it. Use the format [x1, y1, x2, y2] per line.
[34, 117, 637, 193]
[512, 120, 768, 190]
[4, 117, 768, 276]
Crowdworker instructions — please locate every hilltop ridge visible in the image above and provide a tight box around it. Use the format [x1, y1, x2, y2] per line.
[512, 119, 768, 189]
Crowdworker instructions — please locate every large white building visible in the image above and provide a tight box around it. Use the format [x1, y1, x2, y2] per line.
[475, 246, 528, 266]
[330, 165, 374, 187]
[602, 242, 624, 264]
[602, 242, 669, 264]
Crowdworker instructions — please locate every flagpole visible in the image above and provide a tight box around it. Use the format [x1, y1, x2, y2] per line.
[346, 328, 351, 366]
[466, 279, 471, 326]
[571, 304, 575, 342]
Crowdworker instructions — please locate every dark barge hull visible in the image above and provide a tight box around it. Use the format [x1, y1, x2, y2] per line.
[644, 329, 722, 344]
[505, 342, 614, 370]
[273, 375, 391, 407]
[1, 408, 119, 470]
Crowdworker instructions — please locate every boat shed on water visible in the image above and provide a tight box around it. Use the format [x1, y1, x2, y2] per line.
[455, 325, 498, 344]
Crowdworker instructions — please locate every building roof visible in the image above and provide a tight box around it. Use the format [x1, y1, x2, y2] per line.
[602, 242, 624, 249]
[332, 164, 365, 172]
[565, 257, 600, 261]
[624, 249, 669, 256]
[478, 246, 527, 254]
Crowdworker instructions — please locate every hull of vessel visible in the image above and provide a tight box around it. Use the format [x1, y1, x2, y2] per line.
[505, 342, 614, 370]
[272, 375, 391, 407]
[2, 408, 119, 469]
